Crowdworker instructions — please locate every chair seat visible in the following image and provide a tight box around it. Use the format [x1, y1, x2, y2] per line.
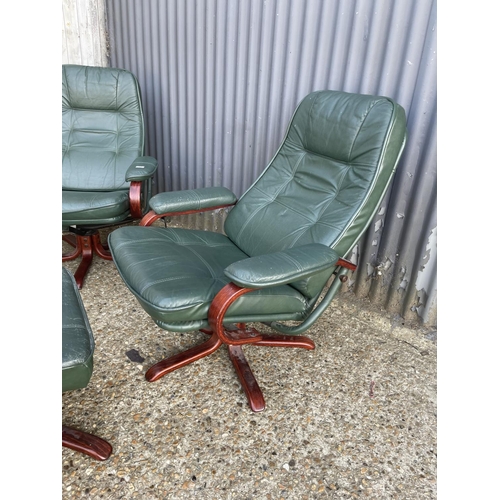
[62, 267, 94, 392]
[109, 226, 310, 327]
[62, 190, 130, 225]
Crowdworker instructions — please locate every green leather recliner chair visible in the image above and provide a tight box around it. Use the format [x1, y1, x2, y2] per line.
[108, 90, 407, 412]
[62, 267, 112, 460]
[62, 64, 158, 288]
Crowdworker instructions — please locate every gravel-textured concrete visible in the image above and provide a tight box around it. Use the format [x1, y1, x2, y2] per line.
[62, 229, 437, 499]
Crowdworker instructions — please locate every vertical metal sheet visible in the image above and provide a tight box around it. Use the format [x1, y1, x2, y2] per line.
[105, 0, 437, 326]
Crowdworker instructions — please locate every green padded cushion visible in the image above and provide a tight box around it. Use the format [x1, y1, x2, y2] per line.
[108, 226, 309, 326]
[126, 156, 158, 182]
[62, 189, 130, 225]
[62, 64, 145, 192]
[62, 267, 94, 393]
[149, 187, 237, 215]
[224, 244, 339, 290]
[225, 90, 407, 297]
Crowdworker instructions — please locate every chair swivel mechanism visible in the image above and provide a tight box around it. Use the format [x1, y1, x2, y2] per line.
[62, 267, 112, 460]
[62, 64, 158, 288]
[108, 90, 407, 412]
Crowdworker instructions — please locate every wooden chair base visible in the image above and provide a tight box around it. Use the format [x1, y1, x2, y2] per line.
[146, 327, 314, 412]
[62, 231, 112, 288]
[62, 425, 112, 461]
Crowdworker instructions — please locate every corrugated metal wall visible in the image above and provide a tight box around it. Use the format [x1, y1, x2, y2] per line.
[103, 0, 437, 326]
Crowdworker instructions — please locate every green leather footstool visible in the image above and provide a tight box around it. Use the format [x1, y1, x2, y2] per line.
[62, 267, 112, 461]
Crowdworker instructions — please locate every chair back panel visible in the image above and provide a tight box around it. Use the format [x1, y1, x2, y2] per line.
[224, 90, 406, 298]
[62, 65, 145, 191]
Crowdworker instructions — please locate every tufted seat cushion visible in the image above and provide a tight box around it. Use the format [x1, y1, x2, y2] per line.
[62, 267, 94, 393]
[109, 226, 310, 329]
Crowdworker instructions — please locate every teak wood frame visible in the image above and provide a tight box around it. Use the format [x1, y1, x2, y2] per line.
[62, 425, 112, 461]
[139, 206, 356, 412]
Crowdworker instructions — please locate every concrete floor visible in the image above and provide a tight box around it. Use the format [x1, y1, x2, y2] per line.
[62, 230, 437, 499]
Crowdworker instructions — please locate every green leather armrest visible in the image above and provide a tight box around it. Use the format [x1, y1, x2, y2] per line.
[125, 156, 158, 182]
[149, 187, 237, 214]
[224, 244, 340, 289]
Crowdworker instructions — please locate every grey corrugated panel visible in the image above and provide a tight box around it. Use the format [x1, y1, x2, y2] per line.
[347, 0, 437, 326]
[105, 0, 437, 325]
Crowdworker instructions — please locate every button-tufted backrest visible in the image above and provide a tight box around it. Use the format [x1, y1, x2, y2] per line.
[62, 65, 145, 191]
[224, 90, 406, 298]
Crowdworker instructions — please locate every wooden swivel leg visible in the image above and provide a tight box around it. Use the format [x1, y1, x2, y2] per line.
[62, 425, 112, 461]
[227, 344, 266, 412]
[62, 231, 112, 288]
[145, 332, 223, 381]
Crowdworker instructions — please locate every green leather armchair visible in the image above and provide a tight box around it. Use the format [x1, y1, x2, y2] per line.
[108, 90, 407, 412]
[62, 267, 112, 460]
[62, 64, 158, 288]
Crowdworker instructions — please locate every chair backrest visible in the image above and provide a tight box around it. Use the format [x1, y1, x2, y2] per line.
[62, 64, 145, 192]
[224, 90, 406, 298]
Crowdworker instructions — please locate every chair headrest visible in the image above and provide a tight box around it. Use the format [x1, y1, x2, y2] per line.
[290, 90, 404, 164]
[62, 64, 142, 112]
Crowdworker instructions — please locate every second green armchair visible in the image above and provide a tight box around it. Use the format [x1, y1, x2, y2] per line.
[62, 64, 158, 288]
[108, 90, 407, 412]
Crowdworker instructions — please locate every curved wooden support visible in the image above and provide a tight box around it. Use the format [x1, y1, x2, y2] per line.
[207, 283, 316, 411]
[62, 232, 113, 288]
[140, 209, 163, 227]
[253, 333, 315, 350]
[129, 181, 143, 218]
[92, 233, 112, 260]
[62, 425, 112, 461]
[227, 345, 266, 412]
[336, 257, 357, 271]
[62, 233, 77, 248]
[140, 203, 237, 227]
[145, 330, 222, 382]
[208, 283, 257, 344]
[62, 234, 81, 261]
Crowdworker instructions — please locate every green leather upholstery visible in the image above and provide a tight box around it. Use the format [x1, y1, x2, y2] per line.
[126, 157, 159, 182]
[224, 91, 406, 259]
[109, 227, 309, 327]
[109, 90, 406, 332]
[224, 244, 340, 289]
[62, 267, 94, 393]
[62, 65, 159, 289]
[62, 190, 131, 226]
[149, 187, 237, 214]
[62, 64, 157, 226]
[62, 267, 113, 461]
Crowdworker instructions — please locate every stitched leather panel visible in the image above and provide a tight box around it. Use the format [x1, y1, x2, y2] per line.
[62, 65, 145, 191]
[109, 226, 309, 324]
[224, 90, 406, 297]
[224, 244, 339, 288]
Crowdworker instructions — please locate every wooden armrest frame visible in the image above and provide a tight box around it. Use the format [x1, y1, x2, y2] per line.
[139, 203, 237, 226]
